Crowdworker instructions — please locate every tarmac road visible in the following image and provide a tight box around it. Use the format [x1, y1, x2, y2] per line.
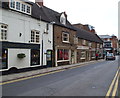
[2, 56, 119, 96]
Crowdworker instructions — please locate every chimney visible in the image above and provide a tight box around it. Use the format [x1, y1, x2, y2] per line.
[64, 11, 67, 19]
[35, 0, 43, 6]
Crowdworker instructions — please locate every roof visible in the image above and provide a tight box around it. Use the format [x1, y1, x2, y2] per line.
[75, 27, 103, 43]
[1, 1, 75, 30]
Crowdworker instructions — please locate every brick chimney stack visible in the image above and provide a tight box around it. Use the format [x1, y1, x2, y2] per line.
[35, 0, 43, 6]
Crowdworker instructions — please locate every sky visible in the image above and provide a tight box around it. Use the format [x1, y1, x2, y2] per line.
[30, 0, 118, 38]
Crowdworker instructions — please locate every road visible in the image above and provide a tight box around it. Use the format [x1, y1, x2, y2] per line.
[2, 56, 119, 96]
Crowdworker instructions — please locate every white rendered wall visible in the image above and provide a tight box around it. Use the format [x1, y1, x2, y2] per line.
[1, 8, 53, 67]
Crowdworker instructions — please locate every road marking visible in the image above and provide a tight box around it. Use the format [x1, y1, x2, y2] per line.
[0, 69, 65, 85]
[105, 66, 120, 97]
[112, 76, 118, 97]
[0, 60, 103, 85]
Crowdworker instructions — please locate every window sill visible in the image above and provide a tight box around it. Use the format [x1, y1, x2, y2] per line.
[62, 41, 70, 43]
[80, 58, 86, 59]
[57, 60, 70, 62]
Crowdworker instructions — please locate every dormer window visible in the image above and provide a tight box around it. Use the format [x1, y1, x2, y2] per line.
[60, 13, 66, 25]
[9, 0, 31, 15]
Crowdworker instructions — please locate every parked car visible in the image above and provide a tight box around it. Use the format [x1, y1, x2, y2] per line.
[106, 53, 116, 60]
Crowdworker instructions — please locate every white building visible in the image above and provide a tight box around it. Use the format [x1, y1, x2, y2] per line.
[0, 0, 53, 71]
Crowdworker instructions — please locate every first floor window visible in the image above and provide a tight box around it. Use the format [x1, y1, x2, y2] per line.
[0, 24, 8, 40]
[62, 32, 69, 42]
[0, 49, 8, 69]
[16, 2, 20, 10]
[31, 50, 40, 66]
[10, 0, 15, 9]
[27, 5, 30, 13]
[22, 4, 26, 12]
[31, 30, 40, 43]
[57, 49, 69, 60]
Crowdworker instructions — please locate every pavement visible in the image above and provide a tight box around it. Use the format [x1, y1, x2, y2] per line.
[1, 59, 104, 82]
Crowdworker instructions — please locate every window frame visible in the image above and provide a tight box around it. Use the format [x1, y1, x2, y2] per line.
[57, 49, 69, 61]
[81, 50, 86, 59]
[31, 30, 40, 43]
[9, 0, 31, 15]
[0, 24, 8, 41]
[31, 49, 40, 66]
[62, 32, 69, 43]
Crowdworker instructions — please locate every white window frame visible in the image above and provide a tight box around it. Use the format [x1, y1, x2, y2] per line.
[31, 30, 40, 43]
[0, 24, 8, 41]
[82, 40, 86, 45]
[62, 32, 69, 43]
[9, 0, 31, 15]
[16, 1, 21, 11]
[81, 51, 86, 59]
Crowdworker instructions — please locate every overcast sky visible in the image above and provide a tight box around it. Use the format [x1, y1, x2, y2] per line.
[30, 0, 118, 37]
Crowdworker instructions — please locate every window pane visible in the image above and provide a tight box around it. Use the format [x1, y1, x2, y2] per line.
[57, 49, 63, 60]
[27, 6, 30, 13]
[1, 24, 7, 40]
[22, 4, 26, 12]
[0, 49, 8, 69]
[64, 49, 69, 60]
[10, 0, 15, 8]
[16, 2, 20, 10]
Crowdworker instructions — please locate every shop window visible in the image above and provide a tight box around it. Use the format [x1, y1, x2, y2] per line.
[31, 50, 40, 66]
[57, 49, 69, 61]
[62, 32, 69, 43]
[91, 51, 95, 58]
[81, 51, 86, 59]
[0, 24, 8, 40]
[0, 49, 8, 69]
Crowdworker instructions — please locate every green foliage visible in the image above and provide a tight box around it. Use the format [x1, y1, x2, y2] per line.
[17, 53, 26, 59]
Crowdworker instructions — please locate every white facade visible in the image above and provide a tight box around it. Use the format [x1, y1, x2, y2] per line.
[0, 5, 53, 71]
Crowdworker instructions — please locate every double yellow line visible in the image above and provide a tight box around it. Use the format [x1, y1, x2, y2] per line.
[105, 66, 120, 97]
[0, 69, 65, 85]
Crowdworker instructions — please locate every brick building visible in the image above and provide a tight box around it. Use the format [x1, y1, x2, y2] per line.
[99, 35, 119, 55]
[73, 24, 103, 62]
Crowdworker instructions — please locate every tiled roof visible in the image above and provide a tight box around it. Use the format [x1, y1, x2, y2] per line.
[1, 1, 103, 43]
[75, 27, 103, 43]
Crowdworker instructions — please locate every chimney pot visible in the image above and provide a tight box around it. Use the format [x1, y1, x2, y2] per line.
[35, 0, 43, 6]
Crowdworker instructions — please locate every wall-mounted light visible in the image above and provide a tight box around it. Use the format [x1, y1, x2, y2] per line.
[48, 39, 51, 43]
[19, 33, 22, 37]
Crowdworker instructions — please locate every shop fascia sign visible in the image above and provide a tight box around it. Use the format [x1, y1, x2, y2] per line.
[77, 46, 89, 50]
